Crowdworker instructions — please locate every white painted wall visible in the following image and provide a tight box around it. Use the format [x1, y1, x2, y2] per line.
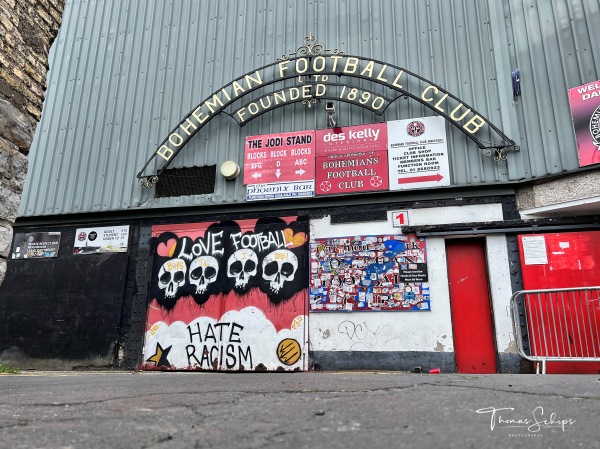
[485, 235, 517, 354]
[406, 204, 504, 226]
[308, 208, 516, 356]
[309, 216, 454, 353]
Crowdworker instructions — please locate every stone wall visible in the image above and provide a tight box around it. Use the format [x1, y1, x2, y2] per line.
[516, 171, 600, 212]
[0, 0, 64, 283]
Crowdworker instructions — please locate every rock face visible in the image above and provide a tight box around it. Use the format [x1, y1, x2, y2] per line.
[0, 221, 12, 257]
[0, 132, 29, 221]
[0, 99, 37, 149]
[0, 0, 65, 284]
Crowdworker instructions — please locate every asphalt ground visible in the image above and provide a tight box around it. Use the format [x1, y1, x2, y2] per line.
[0, 371, 598, 449]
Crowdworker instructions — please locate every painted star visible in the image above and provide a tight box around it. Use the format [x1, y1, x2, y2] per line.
[146, 343, 172, 368]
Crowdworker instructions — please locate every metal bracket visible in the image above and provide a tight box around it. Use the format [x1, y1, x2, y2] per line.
[482, 144, 520, 161]
[138, 176, 159, 189]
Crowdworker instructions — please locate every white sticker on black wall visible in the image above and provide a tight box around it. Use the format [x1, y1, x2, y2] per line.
[73, 226, 130, 254]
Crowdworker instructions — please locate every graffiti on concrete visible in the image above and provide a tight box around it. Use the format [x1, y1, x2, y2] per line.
[337, 320, 400, 350]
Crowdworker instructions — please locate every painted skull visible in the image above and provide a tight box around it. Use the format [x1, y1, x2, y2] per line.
[262, 249, 298, 293]
[189, 256, 219, 294]
[158, 258, 187, 299]
[227, 249, 258, 289]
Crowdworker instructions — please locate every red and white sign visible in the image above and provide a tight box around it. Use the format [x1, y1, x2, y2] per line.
[387, 116, 450, 190]
[568, 79, 600, 166]
[392, 210, 409, 227]
[315, 123, 389, 195]
[243, 130, 315, 185]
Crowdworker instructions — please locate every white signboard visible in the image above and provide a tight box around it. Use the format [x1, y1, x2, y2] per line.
[246, 180, 315, 201]
[387, 116, 451, 190]
[522, 235, 548, 265]
[74, 225, 130, 254]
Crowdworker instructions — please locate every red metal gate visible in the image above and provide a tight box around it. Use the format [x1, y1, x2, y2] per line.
[518, 231, 600, 373]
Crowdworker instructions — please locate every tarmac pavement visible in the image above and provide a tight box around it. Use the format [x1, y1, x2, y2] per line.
[0, 371, 599, 449]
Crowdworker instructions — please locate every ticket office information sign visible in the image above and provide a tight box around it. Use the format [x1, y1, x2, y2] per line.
[309, 234, 430, 312]
[387, 116, 450, 190]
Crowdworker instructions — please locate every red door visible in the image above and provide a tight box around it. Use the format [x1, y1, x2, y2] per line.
[446, 239, 497, 373]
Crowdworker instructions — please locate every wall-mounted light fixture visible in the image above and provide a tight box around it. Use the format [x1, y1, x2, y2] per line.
[220, 161, 240, 180]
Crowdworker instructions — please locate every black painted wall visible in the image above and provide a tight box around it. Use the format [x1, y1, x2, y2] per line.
[0, 224, 135, 369]
[0, 195, 527, 371]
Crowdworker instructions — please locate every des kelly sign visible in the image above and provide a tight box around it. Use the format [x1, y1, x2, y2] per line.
[315, 123, 389, 195]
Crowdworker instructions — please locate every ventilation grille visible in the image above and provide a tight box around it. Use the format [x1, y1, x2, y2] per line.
[155, 166, 216, 198]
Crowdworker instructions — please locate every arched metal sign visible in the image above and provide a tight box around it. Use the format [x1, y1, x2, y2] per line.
[137, 34, 516, 187]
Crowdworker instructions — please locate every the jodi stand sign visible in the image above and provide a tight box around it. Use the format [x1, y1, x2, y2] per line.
[12, 232, 61, 259]
[244, 130, 315, 201]
[315, 123, 389, 195]
[309, 234, 430, 312]
[73, 226, 130, 254]
[388, 116, 450, 189]
[568, 79, 600, 167]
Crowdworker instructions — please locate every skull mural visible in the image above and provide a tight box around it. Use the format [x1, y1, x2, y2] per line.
[189, 256, 219, 294]
[227, 249, 258, 291]
[158, 258, 187, 299]
[262, 249, 298, 294]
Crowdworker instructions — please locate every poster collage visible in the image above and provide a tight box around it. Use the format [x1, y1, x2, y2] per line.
[309, 234, 430, 312]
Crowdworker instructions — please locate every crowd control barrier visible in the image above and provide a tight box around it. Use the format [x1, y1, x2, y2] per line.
[510, 287, 600, 374]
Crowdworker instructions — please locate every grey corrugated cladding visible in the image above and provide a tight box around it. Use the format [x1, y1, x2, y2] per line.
[20, 0, 599, 217]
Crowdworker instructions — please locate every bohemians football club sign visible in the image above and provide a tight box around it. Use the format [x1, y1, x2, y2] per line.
[137, 34, 515, 185]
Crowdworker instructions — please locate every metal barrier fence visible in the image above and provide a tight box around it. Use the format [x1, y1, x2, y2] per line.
[510, 287, 600, 374]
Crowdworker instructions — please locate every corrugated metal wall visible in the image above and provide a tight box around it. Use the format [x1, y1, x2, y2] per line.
[20, 0, 598, 217]
[502, 0, 600, 179]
